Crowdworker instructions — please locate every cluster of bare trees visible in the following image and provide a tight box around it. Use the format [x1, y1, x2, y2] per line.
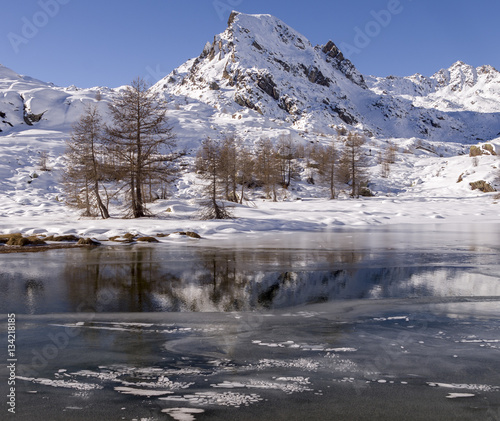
[194, 131, 386, 218]
[195, 134, 303, 218]
[64, 82, 395, 220]
[305, 132, 374, 198]
[195, 135, 255, 219]
[63, 78, 178, 218]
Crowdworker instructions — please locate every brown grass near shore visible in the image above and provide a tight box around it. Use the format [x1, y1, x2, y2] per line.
[0, 243, 94, 254]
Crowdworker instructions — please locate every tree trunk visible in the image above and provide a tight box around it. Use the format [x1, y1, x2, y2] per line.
[351, 146, 356, 198]
[130, 168, 139, 218]
[84, 179, 91, 217]
[330, 171, 335, 200]
[94, 180, 110, 219]
[135, 148, 145, 218]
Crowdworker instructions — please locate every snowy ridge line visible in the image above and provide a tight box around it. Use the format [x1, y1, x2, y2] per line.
[1, 12, 500, 237]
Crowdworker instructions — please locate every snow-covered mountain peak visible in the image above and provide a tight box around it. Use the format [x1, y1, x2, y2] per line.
[367, 59, 500, 120]
[155, 10, 373, 136]
[477, 64, 500, 83]
[0, 64, 21, 81]
[433, 61, 478, 91]
[2, 12, 500, 143]
[228, 11, 311, 51]
[0, 63, 112, 134]
[477, 64, 499, 74]
[155, 11, 500, 141]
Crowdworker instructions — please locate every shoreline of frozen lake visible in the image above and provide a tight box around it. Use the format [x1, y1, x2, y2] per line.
[2, 225, 499, 420]
[0, 195, 499, 243]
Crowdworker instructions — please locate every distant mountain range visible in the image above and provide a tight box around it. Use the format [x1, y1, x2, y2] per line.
[2, 11, 500, 144]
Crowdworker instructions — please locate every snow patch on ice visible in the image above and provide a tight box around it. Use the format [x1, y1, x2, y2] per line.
[114, 387, 174, 397]
[253, 358, 320, 372]
[446, 393, 476, 399]
[16, 376, 102, 390]
[161, 408, 205, 421]
[211, 377, 312, 394]
[428, 382, 500, 392]
[160, 391, 263, 408]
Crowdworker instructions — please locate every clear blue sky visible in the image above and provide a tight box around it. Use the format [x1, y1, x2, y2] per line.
[1, 0, 499, 88]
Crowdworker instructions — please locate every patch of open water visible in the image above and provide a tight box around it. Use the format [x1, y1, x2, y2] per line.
[1, 225, 499, 420]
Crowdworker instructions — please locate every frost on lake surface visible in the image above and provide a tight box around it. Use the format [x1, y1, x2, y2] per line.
[13, 299, 500, 420]
[428, 382, 500, 393]
[16, 376, 103, 391]
[162, 408, 205, 421]
[446, 393, 476, 399]
[2, 9, 500, 421]
[6, 228, 500, 420]
[160, 391, 263, 408]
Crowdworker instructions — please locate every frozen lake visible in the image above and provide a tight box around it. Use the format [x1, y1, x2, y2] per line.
[1, 225, 500, 420]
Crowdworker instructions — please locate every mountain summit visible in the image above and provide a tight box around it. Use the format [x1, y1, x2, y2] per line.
[368, 61, 500, 114]
[1, 12, 499, 142]
[156, 11, 500, 142]
[156, 11, 371, 131]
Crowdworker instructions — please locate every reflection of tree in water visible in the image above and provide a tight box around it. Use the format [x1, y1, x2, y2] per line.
[64, 247, 183, 312]
[23, 279, 44, 314]
[195, 248, 368, 311]
[63, 247, 367, 312]
[62, 246, 446, 312]
[198, 251, 241, 311]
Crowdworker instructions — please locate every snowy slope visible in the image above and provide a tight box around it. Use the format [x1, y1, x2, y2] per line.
[0, 12, 500, 239]
[367, 61, 500, 115]
[155, 12, 500, 143]
[0, 63, 113, 134]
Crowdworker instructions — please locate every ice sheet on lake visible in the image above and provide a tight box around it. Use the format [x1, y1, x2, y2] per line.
[114, 387, 174, 397]
[251, 339, 358, 353]
[17, 376, 102, 390]
[211, 377, 312, 394]
[160, 391, 263, 408]
[428, 382, 500, 392]
[51, 321, 223, 335]
[162, 408, 205, 421]
[446, 393, 476, 399]
[252, 358, 321, 372]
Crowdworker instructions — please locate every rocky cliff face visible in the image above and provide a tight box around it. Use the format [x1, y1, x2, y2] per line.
[155, 11, 500, 142]
[367, 61, 500, 114]
[1, 12, 500, 143]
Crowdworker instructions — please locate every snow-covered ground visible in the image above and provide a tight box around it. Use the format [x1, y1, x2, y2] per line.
[1, 11, 500, 240]
[1, 194, 499, 242]
[0, 127, 498, 241]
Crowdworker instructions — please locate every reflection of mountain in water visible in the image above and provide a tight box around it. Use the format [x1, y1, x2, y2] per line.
[3, 246, 498, 314]
[1, 246, 499, 314]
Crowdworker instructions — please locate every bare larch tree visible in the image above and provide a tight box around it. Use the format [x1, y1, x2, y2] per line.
[106, 78, 176, 218]
[195, 137, 233, 219]
[255, 137, 280, 201]
[313, 139, 338, 200]
[340, 132, 369, 198]
[63, 105, 110, 218]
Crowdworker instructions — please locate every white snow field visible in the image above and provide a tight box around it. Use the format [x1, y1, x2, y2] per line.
[1, 11, 500, 240]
